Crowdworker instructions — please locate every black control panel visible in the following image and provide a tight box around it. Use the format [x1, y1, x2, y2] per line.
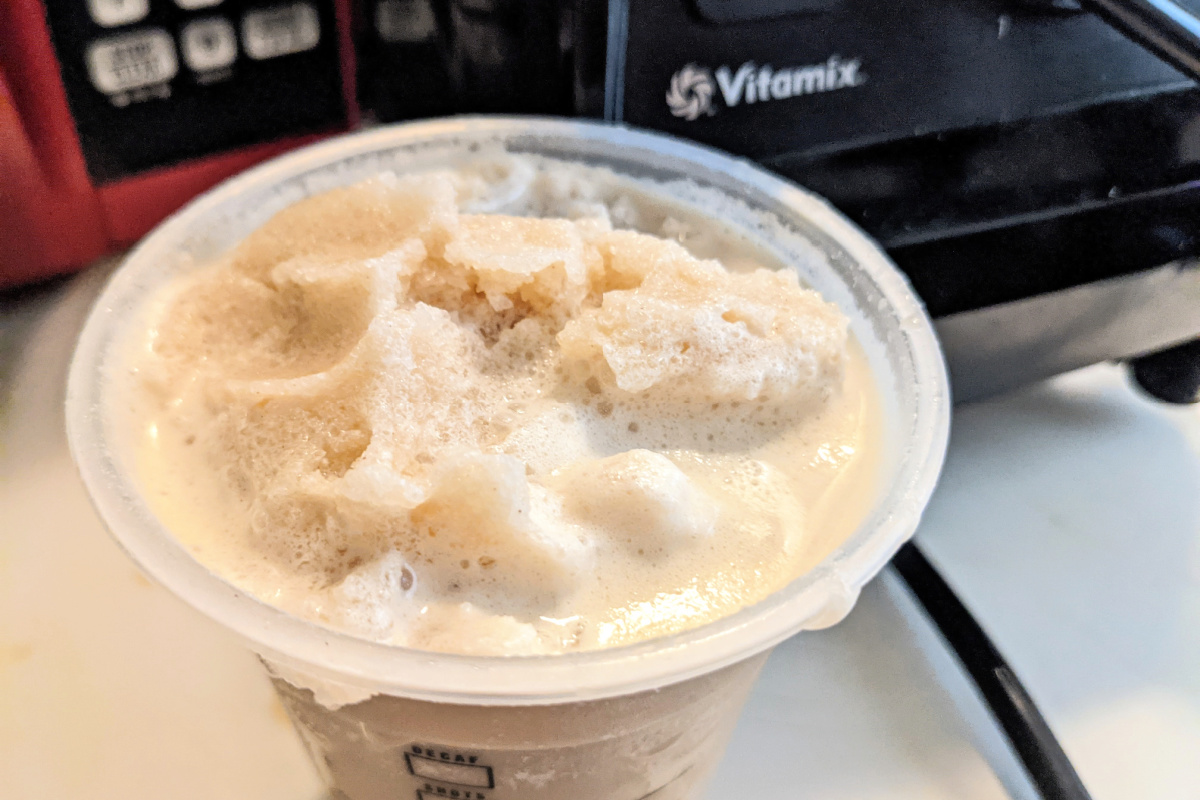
[44, 0, 348, 183]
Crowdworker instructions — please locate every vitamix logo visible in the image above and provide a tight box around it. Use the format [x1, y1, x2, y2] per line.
[665, 64, 716, 121]
[666, 56, 865, 120]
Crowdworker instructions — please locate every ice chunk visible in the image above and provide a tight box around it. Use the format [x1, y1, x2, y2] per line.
[553, 450, 718, 556]
[247, 481, 383, 581]
[497, 401, 594, 476]
[230, 172, 459, 282]
[559, 232, 847, 403]
[338, 452, 427, 510]
[592, 229, 692, 291]
[410, 453, 594, 597]
[413, 602, 546, 656]
[443, 214, 592, 315]
[325, 551, 417, 639]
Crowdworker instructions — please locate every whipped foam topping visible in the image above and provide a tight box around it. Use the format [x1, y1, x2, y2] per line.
[128, 155, 880, 658]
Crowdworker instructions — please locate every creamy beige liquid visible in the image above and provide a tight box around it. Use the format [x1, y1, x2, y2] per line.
[124, 155, 882, 658]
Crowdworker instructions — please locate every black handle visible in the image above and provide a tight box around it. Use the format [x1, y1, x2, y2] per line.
[1082, 0, 1200, 82]
[891, 542, 1093, 800]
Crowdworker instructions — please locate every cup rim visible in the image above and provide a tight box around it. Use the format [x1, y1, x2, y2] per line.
[66, 116, 950, 706]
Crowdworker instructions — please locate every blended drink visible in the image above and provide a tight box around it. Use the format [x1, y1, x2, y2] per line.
[99, 149, 894, 799]
[129, 155, 882, 658]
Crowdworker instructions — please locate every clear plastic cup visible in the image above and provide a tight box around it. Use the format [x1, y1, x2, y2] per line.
[66, 117, 950, 800]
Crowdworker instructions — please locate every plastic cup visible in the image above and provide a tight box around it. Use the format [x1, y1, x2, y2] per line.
[66, 117, 950, 800]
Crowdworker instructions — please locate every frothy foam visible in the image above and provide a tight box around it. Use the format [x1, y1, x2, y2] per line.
[129, 155, 882, 656]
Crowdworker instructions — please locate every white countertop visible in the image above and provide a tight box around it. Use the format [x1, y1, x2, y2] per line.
[2, 267, 1198, 800]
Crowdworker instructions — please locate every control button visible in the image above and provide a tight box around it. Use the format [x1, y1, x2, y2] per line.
[85, 29, 178, 94]
[181, 18, 238, 72]
[375, 0, 437, 43]
[242, 2, 321, 60]
[174, 0, 224, 9]
[86, 0, 149, 28]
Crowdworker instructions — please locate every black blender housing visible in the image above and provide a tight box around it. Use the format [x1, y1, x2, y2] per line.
[354, 0, 1200, 400]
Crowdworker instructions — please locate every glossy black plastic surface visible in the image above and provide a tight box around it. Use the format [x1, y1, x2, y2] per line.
[354, 0, 575, 122]
[45, 0, 347, 183]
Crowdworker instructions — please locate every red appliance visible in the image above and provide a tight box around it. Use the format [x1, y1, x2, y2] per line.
[0, 0, 357, 286]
